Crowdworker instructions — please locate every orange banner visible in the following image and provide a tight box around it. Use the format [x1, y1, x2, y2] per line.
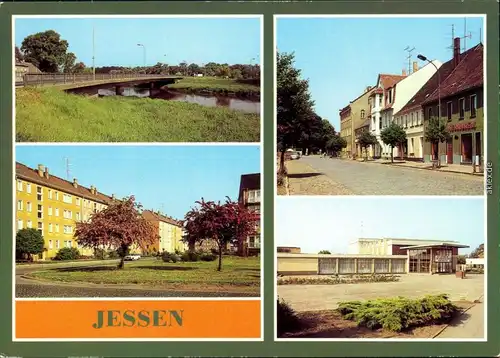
[16, 299, 261, 339]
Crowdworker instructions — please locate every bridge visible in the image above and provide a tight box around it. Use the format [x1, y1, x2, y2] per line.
[16, 73, 184, 94]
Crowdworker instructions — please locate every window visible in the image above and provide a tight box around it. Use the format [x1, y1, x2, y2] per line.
[64, 210, 72, 219]
[76, 212, 81, 221]
[17, 220, 23, 230]
[55, 224, 60, 233]
[48, 190, 52, 199]
[37, 204, 43, 219]
[49, 223, 53, 233]
[249, 236, 255, 248]
[416, 111, 420, 125]
[26, 202, 32, 212]
[459, 98, 465, 119]
[17, 200, 23, 211]
[378, 96, 382, 106]
[76, 198, 81, 206]
[361, 110, 365, 119]
[388, 89, 392, 103]
[56, 240, 60, 249]
[63, 194, 72, 204]
[37, 221, 43, 234]
[93, 202, 98, 213]
[248, 190, 261, 203]
[17, 181, 23, 191]
[55, 191, 59, 200]
[410, 113, 414, 126]
[48, 207, 52, 216]
[37, 186, 43, 201]
[55, 208, 59, 216]
[27, 220, 32, 228]
[65, 240, 72, 248]
[470, 95, 477, 118]
[446, 101, 452, 120]
[64, 225, 72, 234]
[26, 184, 31, 194]
[49, 240, 53, 249]
[404, 115, 408, 128]
[427, 107, 433, 119]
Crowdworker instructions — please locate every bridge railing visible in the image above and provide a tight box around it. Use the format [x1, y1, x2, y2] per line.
[18, 73, 170, 87]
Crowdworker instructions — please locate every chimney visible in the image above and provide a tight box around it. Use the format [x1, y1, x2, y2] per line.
[453, 37, 461, 67]
[365, 86, 371, 93]
[402, 69, 407, 76]
[90, 185, 96, 195]
[73, 178, 78, 188]
[44, 167, 49, 179]
[37, 164, 44, 177]
[412, 61, 418, 73]
[112, 194, 115, 200]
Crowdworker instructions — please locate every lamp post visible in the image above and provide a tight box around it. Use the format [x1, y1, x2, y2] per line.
[417, 54, 441, 167]
[137, 43, 146, 70]
[91, 0, 95, 81]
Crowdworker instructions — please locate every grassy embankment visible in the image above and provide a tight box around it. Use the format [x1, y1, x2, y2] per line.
[169, 76, 260, 97]
[16, 77, 260, 142]
[28, 256, 260, 294]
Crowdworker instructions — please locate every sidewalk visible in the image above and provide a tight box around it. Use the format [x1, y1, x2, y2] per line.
[368, 159, 484, 177]
[435, 302, 484, 339]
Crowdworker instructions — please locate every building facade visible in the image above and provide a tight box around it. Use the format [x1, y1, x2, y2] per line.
[379, 61, 441, 158]
[238, 173, 261, 256]
[143, 210, 186, 254]
[16, 162, 113, 260]
[346, 86, 373, 159]
[421, 39, 484, 167]
[339, 105, 352, 158]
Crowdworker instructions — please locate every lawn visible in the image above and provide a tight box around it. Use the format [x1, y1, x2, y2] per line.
[15, 87, 260, 142]
[169, 77, 260, 97]
[28, 256, 260, 294]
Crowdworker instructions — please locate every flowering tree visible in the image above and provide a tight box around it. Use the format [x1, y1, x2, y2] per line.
[74, 196, 158, 269]
[183, 197, 259, 271]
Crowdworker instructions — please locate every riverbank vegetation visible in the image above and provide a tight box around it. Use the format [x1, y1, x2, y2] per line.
[16, 87, 260, 142]
[168, 77, 260, 97]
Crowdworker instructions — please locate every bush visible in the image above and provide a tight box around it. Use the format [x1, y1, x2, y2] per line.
[93, 248, 106, 260]
[277, 274, 400, 285]
[54, 247, 81, 261]
[161, 251, 173, 263]
[277, 298, 302, 337]
[337, 294, 459, 332]
[200, 253, 217, 261]
[181, 251, 200, 262]
[107, 250, 120, 259]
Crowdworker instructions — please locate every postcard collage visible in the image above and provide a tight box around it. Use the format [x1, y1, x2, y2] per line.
[4, 2, 496, 357]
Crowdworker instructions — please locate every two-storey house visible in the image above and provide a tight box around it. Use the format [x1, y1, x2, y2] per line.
[16, 162, 114, 260]
[348, 86, 373, 159]
[238, 173, 261, 256]
[421, 38, 484, 166]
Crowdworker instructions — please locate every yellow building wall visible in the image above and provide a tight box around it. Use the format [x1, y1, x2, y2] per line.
[277, 256, 319, 274]
[158, 222, 186, 253]
[16, 178, 106, 260]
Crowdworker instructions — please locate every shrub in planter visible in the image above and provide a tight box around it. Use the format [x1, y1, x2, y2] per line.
[54, 247, 80, 261]
[277, 298, 302, 337]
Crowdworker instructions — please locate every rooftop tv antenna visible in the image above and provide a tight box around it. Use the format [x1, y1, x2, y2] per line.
[461, 18, 472, 52]
[404, 46, 415, 74]
[446, 24, 456, 55]
[64, 157, 72, 181]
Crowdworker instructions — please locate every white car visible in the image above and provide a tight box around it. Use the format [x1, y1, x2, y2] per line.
[124, 254, 141, 261]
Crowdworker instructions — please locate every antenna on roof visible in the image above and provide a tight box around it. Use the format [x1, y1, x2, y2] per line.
[64, 157, 72, 181]
[446, 24, 455, 55]
[461, 18, 472, 52]
[403, 46, 415, 74]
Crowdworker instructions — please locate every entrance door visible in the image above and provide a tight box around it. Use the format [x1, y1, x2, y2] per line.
[461, 133, 473, 163]
[446, 139, 453, 164]
[475, 132, 482, 165]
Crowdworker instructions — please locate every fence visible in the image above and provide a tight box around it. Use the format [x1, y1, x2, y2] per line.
[17, 73, 175, 87]
[277, 253, 408, 276]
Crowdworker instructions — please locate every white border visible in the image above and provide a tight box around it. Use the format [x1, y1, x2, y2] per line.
[12, 14, 264, 342]
[273, 14, 488, 343]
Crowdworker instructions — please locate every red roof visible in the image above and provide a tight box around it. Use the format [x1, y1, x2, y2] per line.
[379, 74, 406, 89]
[370, 88, 384, 96]
[142, 210, 182, 227]
[422, 43, 483, 105]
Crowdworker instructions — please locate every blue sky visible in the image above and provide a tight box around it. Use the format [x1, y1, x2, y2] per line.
[15, 17, 261, 67]
[276, 197, 485, 255]
[16, 145, 260, 220]
[276, 16, 484, 131]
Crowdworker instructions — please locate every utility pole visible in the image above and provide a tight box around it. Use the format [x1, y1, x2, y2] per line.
[403, 46, 415, 74]
[92, 0, 95, 81]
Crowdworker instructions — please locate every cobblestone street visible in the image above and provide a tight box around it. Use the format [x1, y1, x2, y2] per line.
[288, 156, 483, 195]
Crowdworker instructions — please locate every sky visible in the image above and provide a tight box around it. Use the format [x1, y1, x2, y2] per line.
[15, 145, 261, 220]
[276, 197, 485, 255]
[276, 16, 484, 130]
[15, 17, 261, 67]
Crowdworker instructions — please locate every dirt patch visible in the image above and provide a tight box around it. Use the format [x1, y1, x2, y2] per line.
[280, 301, 474, 339]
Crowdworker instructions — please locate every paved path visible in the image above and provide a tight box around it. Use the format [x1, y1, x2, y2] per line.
[436, 303, 484, 339]
[297, 156, 483, 195]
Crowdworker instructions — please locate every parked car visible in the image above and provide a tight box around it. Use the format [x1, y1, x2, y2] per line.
[124, 254, 141, 261]
[290, 153, 299, 160]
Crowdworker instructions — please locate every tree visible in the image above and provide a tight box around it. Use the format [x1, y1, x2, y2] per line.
[15, 46, 24, 62]
[380, 122, 407, 163]
[358, 130, 378, 161]
[16, 228, 44, 261]
[326, 135, 347, 157]
[72, 62, 87, 74]
[424, 117, 451, 168]
[469, 244, 484, 258]
[62, 52, 77, 73]
[74, 196, 158, 269]
[21, 30, 70, 73]
[276, 51, 315, 171]
[183, 197, 258, 271]
[318, 250, 331, 254]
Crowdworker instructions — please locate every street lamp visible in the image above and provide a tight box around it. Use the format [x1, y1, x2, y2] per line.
[417, 53, 441, 166]
[137, 43, 146, 69]
[91, 0, 95, 81]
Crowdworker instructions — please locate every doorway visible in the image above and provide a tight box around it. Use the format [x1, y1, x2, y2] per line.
[475, 132, 482, 164]
[446, 139, 453, 164]
[461, 133, 473, 163]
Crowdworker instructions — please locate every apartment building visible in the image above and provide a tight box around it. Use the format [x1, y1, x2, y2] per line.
[16, 162, 114, 260]
[238, 173, 261, 256]
[142, 210, 186, 254]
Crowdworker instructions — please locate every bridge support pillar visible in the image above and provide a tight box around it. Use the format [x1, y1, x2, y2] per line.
[149, 82, 155, 89]
[115, 85, 124, 96]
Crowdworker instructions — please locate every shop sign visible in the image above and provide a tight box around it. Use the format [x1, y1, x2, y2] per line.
[447, 121, 476, 132]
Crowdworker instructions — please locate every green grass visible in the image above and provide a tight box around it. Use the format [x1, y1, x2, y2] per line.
[16, 87, 260, 142]
[169, 77, 260, 96]
[337, 294, 460, 332]
[29, 256, 260, 291]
